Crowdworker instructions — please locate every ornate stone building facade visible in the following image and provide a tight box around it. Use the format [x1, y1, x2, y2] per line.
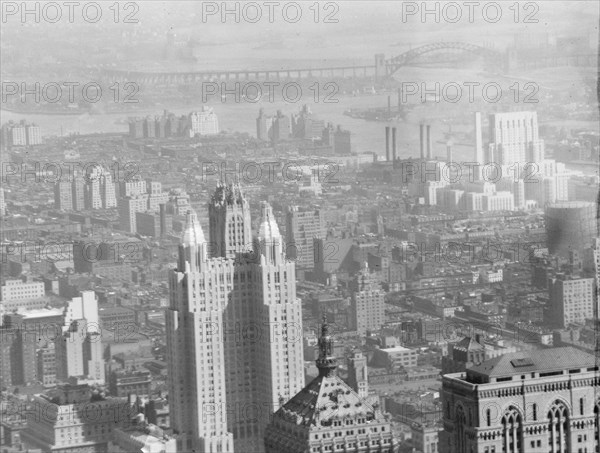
[167, 184, 305, 453]
[440, 346, 600, 453]
[264, 319, 397, 453]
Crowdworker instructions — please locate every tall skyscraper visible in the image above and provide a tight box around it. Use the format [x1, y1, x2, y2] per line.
[351, 264, 386, 336]
[208, 182, 253, 259]
[85, 177, 102, 210]
[100, 173, 117, 208]
[55, 291, 104, 384]
[166, 187, 304, 453]
[440, 347, 599, 453]
[546, 274, 596, 328]
[72, 177, 86, 211]
[4, 308, 64, 385]
[118, 194, 149, 233]
[487, 111, 545, 166]
[285, 206, 325, 273]
[54, 319, 104, 384]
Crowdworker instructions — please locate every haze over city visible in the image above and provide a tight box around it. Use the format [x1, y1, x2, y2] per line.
[0, 1, 599, 453]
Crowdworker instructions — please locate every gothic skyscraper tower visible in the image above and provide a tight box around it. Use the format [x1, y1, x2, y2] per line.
[208, 182, 252, 259]
[167, 189, 304, 453]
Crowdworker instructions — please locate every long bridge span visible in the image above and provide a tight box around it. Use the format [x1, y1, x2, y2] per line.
[100, 42, 503, 85]
[98, 41, 596, 86]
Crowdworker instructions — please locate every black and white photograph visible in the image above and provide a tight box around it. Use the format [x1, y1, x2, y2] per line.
[0, 1, 599, 452]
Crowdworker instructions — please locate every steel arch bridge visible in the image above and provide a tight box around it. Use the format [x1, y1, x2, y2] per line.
[385, 42, 503, 75]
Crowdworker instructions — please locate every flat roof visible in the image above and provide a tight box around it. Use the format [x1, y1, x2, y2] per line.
[13, 308, 63, 318]
[468, 346, 595, 379]
[381, 345, 412, 353]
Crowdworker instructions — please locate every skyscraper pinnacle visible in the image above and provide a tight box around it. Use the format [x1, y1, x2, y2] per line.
[258, 202, 281, 242]
[211, 181, 244, 207]
[316, 316, 337, 377]
[181, 209, 205, 246]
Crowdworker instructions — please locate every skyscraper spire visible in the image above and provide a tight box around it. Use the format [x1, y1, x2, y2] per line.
[169, 184, 304, 452]
[316, 316, 337, 377]
[258, 202, 283, 264]
[179, 209, 207, 272]
[181, 209, 205, 246]
[258, 202, 281, 242]
[209, 183, 252, 258]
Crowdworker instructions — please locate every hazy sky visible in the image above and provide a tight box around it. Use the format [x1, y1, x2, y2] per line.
[3, 1, 598, 42]
[1, 1, 598, 67]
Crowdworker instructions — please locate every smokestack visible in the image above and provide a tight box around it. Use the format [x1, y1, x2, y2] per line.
[397, 88, 401, 113]
[385, 126, 390, 161]
[159, 203, 166, 236]
[419, 124, 425, 160]
[387, 96, 391, 117]
[474, 112, 483, 180]
[426, 125, 432, 159]
[392, 127, 397, 161]
[446, 140, 453, 164]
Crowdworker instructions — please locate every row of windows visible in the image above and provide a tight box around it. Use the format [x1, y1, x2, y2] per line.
[312, 439, 391, 452]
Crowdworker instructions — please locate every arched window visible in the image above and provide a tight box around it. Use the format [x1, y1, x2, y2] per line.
[548, 400, 570, 453]
[501, 406, 523, 453]
[455, 405, 467, 453]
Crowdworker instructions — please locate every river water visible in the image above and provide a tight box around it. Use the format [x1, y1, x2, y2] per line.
[0, 91, 475, 163]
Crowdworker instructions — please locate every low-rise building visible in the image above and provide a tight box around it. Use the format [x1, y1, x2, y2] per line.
[21, 381, 134, 452]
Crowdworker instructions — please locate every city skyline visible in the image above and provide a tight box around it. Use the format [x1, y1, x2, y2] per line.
[0, 1, 598, 453]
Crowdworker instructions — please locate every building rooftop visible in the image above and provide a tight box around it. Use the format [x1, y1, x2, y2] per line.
[270, 318, 381, 427]
[381, 345, 411, 353]
[276, 372, 377, 426]
[452, 336, 485, 353]
[12, 308, 63, 319]
[468, 346, 596, 379]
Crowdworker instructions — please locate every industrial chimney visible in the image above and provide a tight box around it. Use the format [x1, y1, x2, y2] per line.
[446, 140, 453, 164]
[387, 96, 391, 117]
[385, 126, 390, 161]
[426, 124, 432, 159]
[392, 127, 397, 161]
[419, 124, 425, 160]
[474, 111, 483, 164]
